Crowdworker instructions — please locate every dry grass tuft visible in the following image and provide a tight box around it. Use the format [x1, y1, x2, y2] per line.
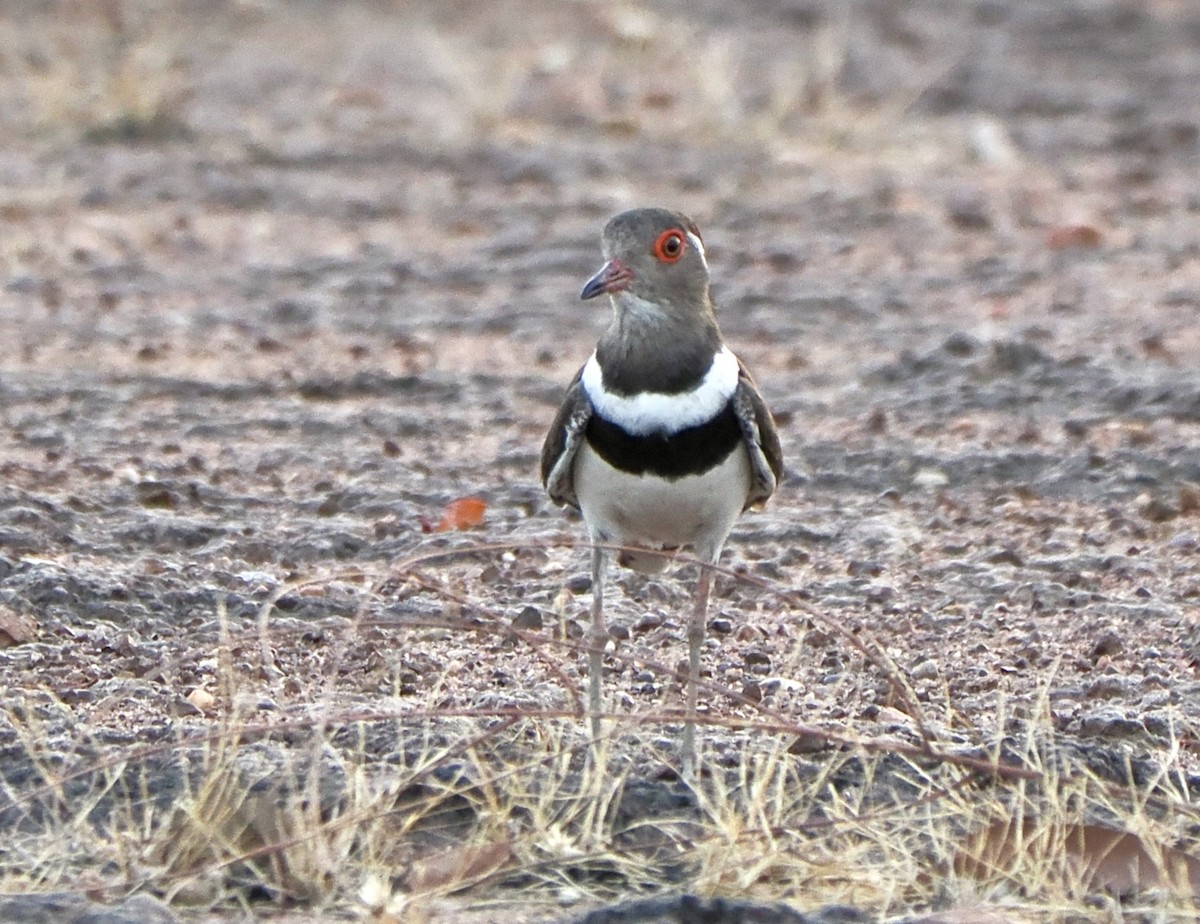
[2, 542, 1198, 921]
[0, 0, 195, 142]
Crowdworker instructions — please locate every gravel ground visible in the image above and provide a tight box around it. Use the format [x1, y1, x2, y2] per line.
[1, 1, 1200, 921]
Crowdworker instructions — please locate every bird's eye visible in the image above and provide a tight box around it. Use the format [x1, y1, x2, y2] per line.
[652, 229, 686, 263]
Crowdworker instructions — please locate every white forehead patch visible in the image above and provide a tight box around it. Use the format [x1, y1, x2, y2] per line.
[582, 346, 740, 436]
[686, 231, 707, 270]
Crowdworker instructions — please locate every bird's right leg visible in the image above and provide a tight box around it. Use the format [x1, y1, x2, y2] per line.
[588, 542, 608, 738]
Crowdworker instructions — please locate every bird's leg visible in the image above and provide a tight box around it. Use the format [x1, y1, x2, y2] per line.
[588, 543, 608, 739]
[682, 561, 713, 781]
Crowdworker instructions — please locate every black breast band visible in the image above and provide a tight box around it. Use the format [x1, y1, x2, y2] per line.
[585, 401, 741, 479]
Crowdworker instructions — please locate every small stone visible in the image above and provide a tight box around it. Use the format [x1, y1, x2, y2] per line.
[632, 613, 663, 633]
[232, 691, 278, 713]
[708, 616, 733, 634]
[565, 573, 592, 593]
[946, 186, 992, 229]
[136, 481, 178, 509]
[1139, 493, 1179, 522]
[987, 547, 1024, 567]
[804, 628, 831, 648]
[865, 583, 895, 604]
[0, 606, 37, 647]
[734, 623, 762, 642]
[1063, 418, 1090, 438]
[1085, 676, 1130, 700]
[788, 731, 828, 754]
[1089, 630, 1123, 660]
[1167, 532, 1198, 551]
[743, 648, 771, 668]
[911, 659, 939, 681]
[970, 117, 1020, 167]
[185, 687, 216, 713]
[512, 606, 543, 631]
[1079, 707, 1144, 738]
[913, 468, 949, 488]
[942, 332, 979, 356]
[479, 564, 501, 582]
[167, 693, 204, 717]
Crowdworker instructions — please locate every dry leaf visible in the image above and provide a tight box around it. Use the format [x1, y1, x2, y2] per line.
[0, 606, 37, 647]
[405, 837, 512, 893]
[425, 497, 487, 533]
[955, 818, 1200, 896]
[874, 705, 917, 728]
[1046, 224, 1103, 250]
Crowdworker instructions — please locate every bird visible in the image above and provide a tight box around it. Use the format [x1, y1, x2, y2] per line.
[540, 207, 783, 776]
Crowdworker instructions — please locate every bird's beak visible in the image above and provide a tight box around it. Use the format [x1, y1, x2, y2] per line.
[580, 258, 633, 300]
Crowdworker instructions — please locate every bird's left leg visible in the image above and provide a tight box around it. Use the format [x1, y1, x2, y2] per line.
[682, 560, 713, 780]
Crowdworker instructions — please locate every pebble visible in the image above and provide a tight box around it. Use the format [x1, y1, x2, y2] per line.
[1089, 630, 1123, 660]
[847, 559, 884, 577]
[1084, 676, 1133, 700]
[911, 659, 940, 681]
[946, 186, 992, 229]
[512, 605, 544, 630]
[632, 613, 664, 633]
[565, 573, 593, 593]
[608, 622, 630, 641]
[913, 468, 949, 488]
[743, 648, 771, 667]
[1078, 707, 1145, 738]
[572, 895, 857, 923]
[866, 583, 896, 604]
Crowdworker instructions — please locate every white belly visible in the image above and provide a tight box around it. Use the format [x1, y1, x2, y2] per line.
[573, 441, 751, 564]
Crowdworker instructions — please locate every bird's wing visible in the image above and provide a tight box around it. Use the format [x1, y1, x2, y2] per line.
[540, 367, 592, 510]
[733, 359, 784, 509]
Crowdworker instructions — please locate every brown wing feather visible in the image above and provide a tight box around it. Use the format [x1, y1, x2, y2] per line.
[733, 359, 783, 509]
[540, 367, 591, 510]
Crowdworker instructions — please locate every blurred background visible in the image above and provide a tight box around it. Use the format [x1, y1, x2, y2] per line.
[0, 0, 1197, 376]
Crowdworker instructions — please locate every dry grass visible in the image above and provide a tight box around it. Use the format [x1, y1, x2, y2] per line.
[2, 543, 1199, 922]
[0, 0, 973, 158]
[0, 0, 196, 142]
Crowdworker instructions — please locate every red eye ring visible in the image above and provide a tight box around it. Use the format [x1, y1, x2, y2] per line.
[652, 229, 686, 263]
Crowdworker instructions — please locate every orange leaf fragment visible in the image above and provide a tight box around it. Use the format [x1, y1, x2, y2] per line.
[1045, 223, 1103, 251]
[406, 837, 513, 893]
[955, 818, 1200, 896]
[429, 497, 487, 533]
